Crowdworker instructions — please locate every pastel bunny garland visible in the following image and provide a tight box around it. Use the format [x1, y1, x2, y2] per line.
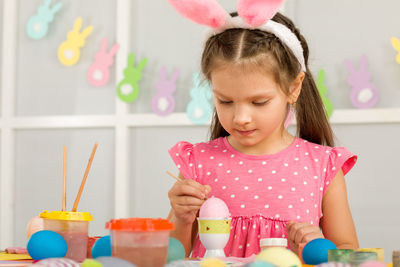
[392, 37, 400, 64]
[26, 0, 62, 40]
[152, 67, 180, 116]
[186, 73, 213, 124]
[87, 38, 120, 87]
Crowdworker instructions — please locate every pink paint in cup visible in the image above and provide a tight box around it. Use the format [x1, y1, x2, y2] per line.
[106, 218, 174, 267]
[40, 210, 93, 262]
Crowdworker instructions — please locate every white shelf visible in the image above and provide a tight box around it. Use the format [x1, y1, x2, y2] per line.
[1, 108, 400, 129]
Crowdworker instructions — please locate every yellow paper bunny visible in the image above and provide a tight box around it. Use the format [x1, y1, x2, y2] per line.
[392, 37, 400, 64]
[58, 17, 93, 66]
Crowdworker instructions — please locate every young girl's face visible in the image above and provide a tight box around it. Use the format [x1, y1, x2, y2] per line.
[211, 64, 293, 153]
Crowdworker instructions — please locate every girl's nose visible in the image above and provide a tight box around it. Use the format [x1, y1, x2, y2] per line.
[233, 106, 251, 125]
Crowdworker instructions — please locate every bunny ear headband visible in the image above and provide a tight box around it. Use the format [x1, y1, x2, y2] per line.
[167, 0, 306, 72]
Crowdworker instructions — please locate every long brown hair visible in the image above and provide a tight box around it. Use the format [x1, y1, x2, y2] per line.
[201, 12, 334, 146]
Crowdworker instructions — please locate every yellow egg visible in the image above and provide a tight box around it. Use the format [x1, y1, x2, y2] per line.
[199, 258, 227, 267]
[256, 247, 302, 267]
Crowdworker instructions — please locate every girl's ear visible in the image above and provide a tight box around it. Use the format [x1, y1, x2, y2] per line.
[289, 71, 305, 103]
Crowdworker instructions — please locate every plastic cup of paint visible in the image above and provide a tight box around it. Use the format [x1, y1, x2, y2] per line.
[40, 210, 93, 262]
[106, 218, 174, 267]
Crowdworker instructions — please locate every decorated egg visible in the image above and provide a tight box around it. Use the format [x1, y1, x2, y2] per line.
[302, 238, 337, 265]
[96, 256, 137, 267]
[167, 237, 185, 263]
[92, 235, 111, 258]
[256, 247, 301, 267]
[27, 230, 67, 260]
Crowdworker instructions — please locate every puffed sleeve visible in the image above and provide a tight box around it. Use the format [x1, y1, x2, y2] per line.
[323, 147, 357, 195]
[168, 141, 199, 181]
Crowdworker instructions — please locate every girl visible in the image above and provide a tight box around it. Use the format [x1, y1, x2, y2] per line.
[167, 0, 359, 258]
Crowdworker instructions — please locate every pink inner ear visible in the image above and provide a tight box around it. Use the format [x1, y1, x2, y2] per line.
[168, 0, 228, 28]
[237, 0, 284, 27]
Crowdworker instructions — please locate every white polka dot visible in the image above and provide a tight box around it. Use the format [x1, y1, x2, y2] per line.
[281, 178, 286, 182]
[187, 152, 190, 156]
[314, 204, 318, 208]
[218, 163, 223, 166]
[305, 152, 309, 155]
[226, 170, 231, 173]
[320, 187, 323, 191]
[268, 186, 272, 190]
[275, 225, 279, 229]
[234, 177, 239, 181]
[253, 224, 256, 229]
[200, 149, 205, 152]
[297, 215, 301, 219]
[288, 204, 293, 208]
[294, 158, 299, 161]
[239, 161, 243, 165]
[296, 144, 300, 147]
[326, 181, 330, 185]
[262, 161, 267, 165]
[278, 195, 283, 199]
[244, 186, 249, 190]
[311, 192, 314, 196]
[303, 181, 307, 185]
[222, 149, 227, 153]
[198, 164, 202, 168]
[230, 154, 235, 158]
[314, 146, 319, 149]
[272, 170, 276, 174]
[258, 178, 262, 182]
[300, 198, 304, 202]
[338, 153, 342, 157]
[214, 145, 218, 148]
[207, 172, 211, 176]
[284, 163, 289, 167]
[291, 187, 296, 191]
[210, 156, 214, 159]
[189, 163, 193, 167]
[314, 158, 319, 162]
[247, 243, 250, 247]
[177, 164, 181, 168]
[314, 176, 318, 179]
[304, 166, 308, 170]
[282, 234, 285, 238]
[332, 167, 336, 171]
[306, 209, 310, 213]
[311, 221, 314, 225]
[214, 178, 218, 182]
[326, 150, 330, 153]
[294, 172, 298, 175]
[254, 195, 259, 199]
[222, 186, 226, 190]
[176, 153, 179, 156]
[275, 214, 280, 218]
[324, 168, 327, 172]
[248, 169, 253, 173]
[239, 245, 243, 249]
[264, 204, 269, 208]
[242, 226, 246, 230]
[231, 194, 235, 198]
[241, 204, 245, 208]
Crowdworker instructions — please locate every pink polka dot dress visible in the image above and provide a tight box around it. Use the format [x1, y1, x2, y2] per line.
[169, 137, 357, 258]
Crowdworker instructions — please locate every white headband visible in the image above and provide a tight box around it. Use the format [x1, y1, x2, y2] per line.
[167, 0, 306, 72]
[206, 16, 306, 72]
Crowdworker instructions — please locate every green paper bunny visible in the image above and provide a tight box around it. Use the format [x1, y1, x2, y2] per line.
[116, 52, 147, 103]
[316, 69, 333, 118]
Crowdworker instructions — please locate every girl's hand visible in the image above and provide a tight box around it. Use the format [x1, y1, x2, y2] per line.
[286, 220, 324, 255]
[168, 178, 211, 225]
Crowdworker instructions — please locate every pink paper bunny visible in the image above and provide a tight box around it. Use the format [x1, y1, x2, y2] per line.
[345, 55, 379, 109]
[87, 37, 120, 87]
[152, 67, 180, 116]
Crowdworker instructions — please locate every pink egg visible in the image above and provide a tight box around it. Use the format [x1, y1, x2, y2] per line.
[199, 197, 230, 218]
[26, 216, 44, 239]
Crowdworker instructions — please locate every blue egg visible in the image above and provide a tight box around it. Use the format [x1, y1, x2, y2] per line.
[167, 237, 185, 263]
[96, 256, 137, 267]
[92, 236, 111, 258]
[302, 238, 337, 265]
[27, 230, 68, 260]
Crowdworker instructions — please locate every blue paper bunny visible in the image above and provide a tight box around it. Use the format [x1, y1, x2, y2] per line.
[186, 73, 213, 124]
[26, 0, 62, 40]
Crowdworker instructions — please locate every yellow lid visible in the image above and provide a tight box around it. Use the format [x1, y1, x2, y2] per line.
[40, 210, 93, 221]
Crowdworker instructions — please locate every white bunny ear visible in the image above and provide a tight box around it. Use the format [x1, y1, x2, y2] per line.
[237, 0, 284, 27]
[167, 0, 229, 28]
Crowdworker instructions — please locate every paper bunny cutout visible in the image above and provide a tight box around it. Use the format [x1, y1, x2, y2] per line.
[151, 67, 180, 116]
[391, 37, 400, 64]
[26, 0, 62, 40]
[316, 69, 333, 118]
[186, 73, 213, 124]
[58, 17, 93, 66]
[87, 38, 120, 87]
[116, 52, 147, 103]
[344, 55, 379, 109]
[168, 0, 284, 28]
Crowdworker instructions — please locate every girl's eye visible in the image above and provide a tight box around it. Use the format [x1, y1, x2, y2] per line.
[253, 100, 268, 106]
[218, 100, 232, 104]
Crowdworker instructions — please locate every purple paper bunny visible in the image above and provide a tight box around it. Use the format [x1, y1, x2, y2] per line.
[151, 67, 180, 116]
[345, 55, 379, 109]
